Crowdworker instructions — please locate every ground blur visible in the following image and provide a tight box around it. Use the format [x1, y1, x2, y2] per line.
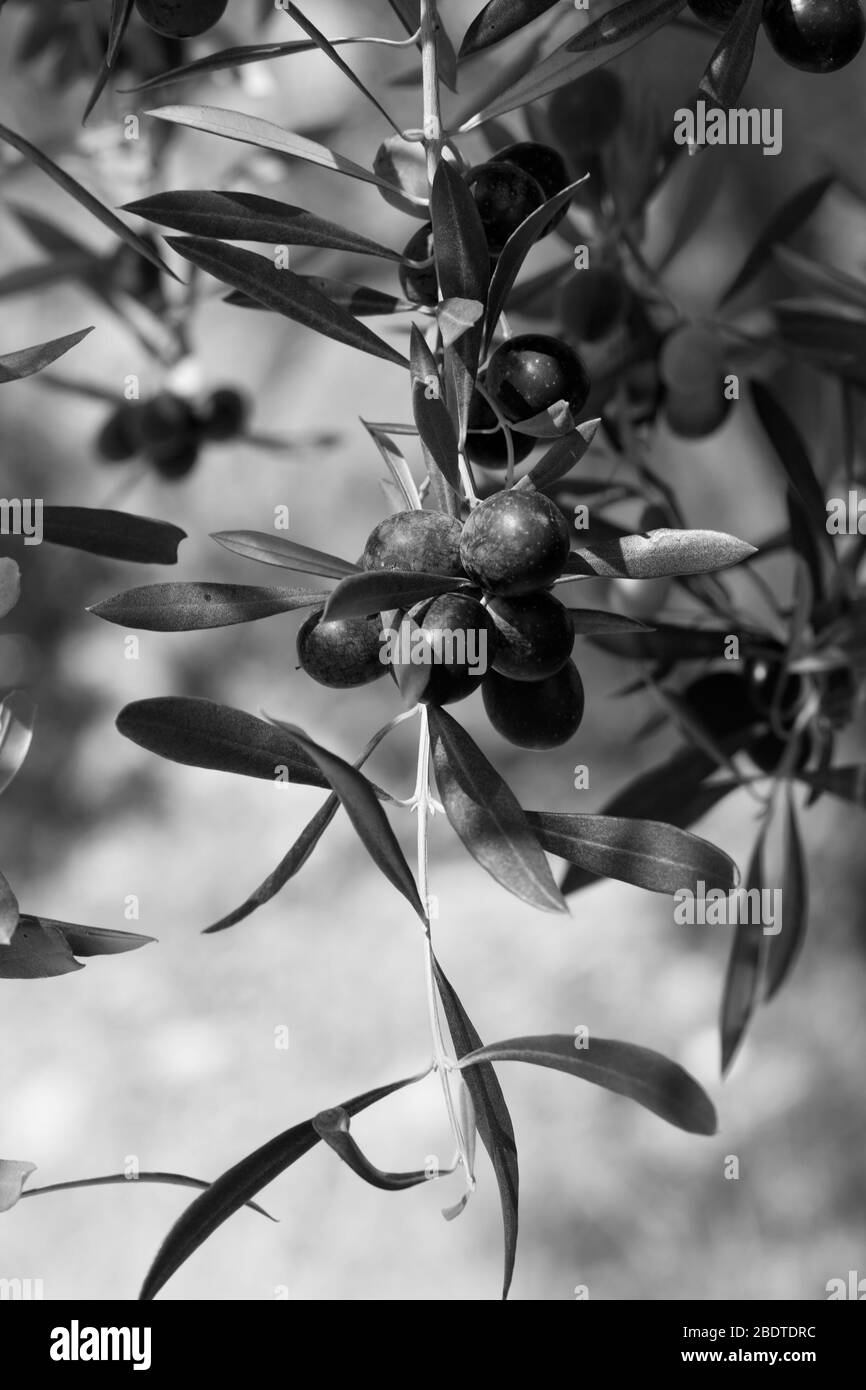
[1, 0, 865, 1300]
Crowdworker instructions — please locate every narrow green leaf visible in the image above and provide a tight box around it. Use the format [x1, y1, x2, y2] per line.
[433, 957, 519, 1300]
[147, 106, 421, 201]
[139, 1071, 425, 1300]
[0, 327, 94, 383]
[428, 706, 567, 913]
[460, 1034, 717, 1135]
[89, 583, 326, 632]
[166, 237, 409, 368]
[41, 507, 186, 565]
[516, 418, 599, 490]
[324, 569, 468, 621]
[719, 174, 833, 307]
[484, 178, 588, 351]
[19, 1172, 273, 1220]
[460, 0, 560, 59]
[117, 697, 330, 788]
[278, 3, 402, 135]
[763, 790, 807, 1001]
[431, 161, 490, 441]
[562, 528, 756, 580]
[122, 41, 326, 94]
[0, 122, 177, 281]
[211, 530, 359, 580]
[266, 720, 426, 923]
[125, 190, 401, 260]
[529, 811, 737, 895]
[698, 0, 763, 109]
[410, 326, 461, 493]
[720, 829, 767, 1075]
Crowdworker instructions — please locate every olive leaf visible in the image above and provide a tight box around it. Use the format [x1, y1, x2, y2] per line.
[528, 812, 738, 896]
[561, 528, 756, 580]
[265, 720, 426, 923]
[0, 869, 19, 947]
[718, 174, 833, 307]
[697, 0, 764, 109]
[460, 0, 561, 60]
[122, 41, 342, 95]
[139, 1070, 426, 1300]
[720, 827, 768, 1075]
[41, 508, 186, 564]
[459, 1035, 717, 1135]
[433, 957, 519, 1301]
[0, 691, 36, 797]
[124, 191, 402, 260]
[16, 1172, 273, 1220]
[165, 238, 409, 368]
[410, 326, 461, 493]
[90, 583, 326, 632]
[763, 789, 807, 1001]
[117, 697, 331, 788]
[0, 327, 94, 383]
[211, 531, 359, 580]
[431, 161, 491, 442]
[0, 916, 154, 980]
[0, 1160, 37, 1214]
[0, 558, 20, 620]
[324, 570, 469, 621]
[428, 706, 567, 913]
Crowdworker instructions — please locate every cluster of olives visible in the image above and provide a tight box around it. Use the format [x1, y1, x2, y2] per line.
[690, 0, 865, 74]
[96, 386, 249, 479]
[297, 497, 585, 749]
[134, 0, 228, 39]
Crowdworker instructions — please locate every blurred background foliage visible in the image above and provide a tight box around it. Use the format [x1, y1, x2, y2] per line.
[1, 0, 865, 1299]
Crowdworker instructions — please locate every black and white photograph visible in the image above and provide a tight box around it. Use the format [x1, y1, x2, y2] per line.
[1, 0, 865, 1340]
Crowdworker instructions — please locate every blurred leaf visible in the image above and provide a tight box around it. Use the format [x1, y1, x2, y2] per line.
[166, 238, 409, 368]
[41, 507, 185, 564]
[433, 957, 519, 1300]
[530, 812, 737, 895]
[117, 697, 330, 788]
[797, 765, 866, 805]
[410, 326, 461, 493]
[720, 827, 767, 1074]
[460, 0, 560, 58]
[772, 245, 866, 313]
[312, 1107, 430, 1189]
[719, 174, 833, 307]
[212, 530, 358, 580]
[0, 690, 37, 796]
[204, 794, 339, 934]
[485, 179, 587, 353]
[0, 869, 19, 947]
[763, 788, 807, 1001]
[324, 569, 468, 621]
[0, 326, 94, 383]
[460, 0, 687, 129]
[0, 558, 20, 619]
[773, 305, 866, 386]
[18, 1171, 273, 1220]
[122, 41, 334, 94]
[750, 382, 827, 519]
[657, 147, 726, 272]
[266, 720, 426, 923]
[291, 279, 412, 316]
[278, 3, 401, 134]
[90, 583, 325, 632]
[139, 1071, 425, 1300]
[106, 0, 134, 67]
[515, 418, 599, 490]
[0, 122, 177, 281]
[148, 106, 419, 201]
[0, 915, 152, 980]
[567, 607, 653, 636]
[509, 400, 576, 438]
[698, 0, 763, 108]
[562, 528, 756, 580]
[0, 1160, 36, 1214]
[125, 191, 401, 260]
[591, 622, 749, 662]
[460, 1034, 717, 1135]
[428, 706, 567, 913]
